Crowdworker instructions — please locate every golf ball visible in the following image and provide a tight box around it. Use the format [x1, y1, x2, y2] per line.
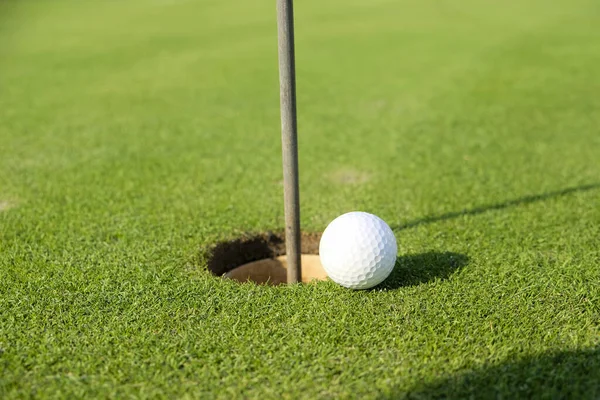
[319, 211, 397, 289]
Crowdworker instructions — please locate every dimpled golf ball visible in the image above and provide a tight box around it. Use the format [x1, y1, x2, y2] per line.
[319, 211, 397, 289]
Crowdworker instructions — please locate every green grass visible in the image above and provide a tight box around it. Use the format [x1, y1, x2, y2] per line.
[1, 0, 600, 398]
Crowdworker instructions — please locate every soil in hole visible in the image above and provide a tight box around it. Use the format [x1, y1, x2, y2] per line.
[205, 232, 325, 285]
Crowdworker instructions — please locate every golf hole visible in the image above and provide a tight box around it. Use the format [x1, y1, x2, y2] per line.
[206, 232, 328, 285]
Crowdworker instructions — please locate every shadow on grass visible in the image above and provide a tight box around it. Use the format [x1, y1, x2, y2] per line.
[386, 347, 600, 399]
[380, 252, 469, 289]
[395, 183, 600, 231]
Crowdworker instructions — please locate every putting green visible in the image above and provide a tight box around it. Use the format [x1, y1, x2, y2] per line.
[1, 0, 599, 398]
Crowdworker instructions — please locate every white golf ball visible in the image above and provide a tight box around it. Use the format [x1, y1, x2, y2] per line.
[319, 211, 397, 289]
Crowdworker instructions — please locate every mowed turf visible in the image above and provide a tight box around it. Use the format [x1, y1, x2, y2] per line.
[1, 0, 599, 398]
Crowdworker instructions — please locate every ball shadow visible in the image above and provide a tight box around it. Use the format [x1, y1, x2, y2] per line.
[379, 251, 469, 289]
